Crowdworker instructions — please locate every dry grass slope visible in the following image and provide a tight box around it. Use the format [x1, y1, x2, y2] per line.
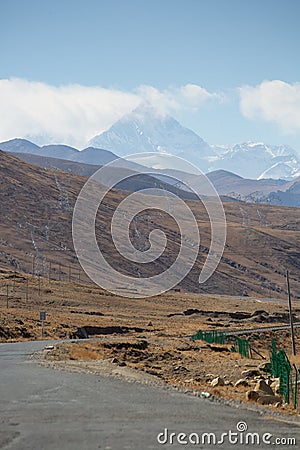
[0, 150, 300, 297]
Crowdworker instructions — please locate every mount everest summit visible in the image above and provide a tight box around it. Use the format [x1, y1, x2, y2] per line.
[90, 106, 214, 172]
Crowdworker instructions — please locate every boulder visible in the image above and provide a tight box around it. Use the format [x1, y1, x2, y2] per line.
[257, 395, 282, 405]
[235, 378, 249, 388]
[270, 378, 281, 395]
[254, 379, 274, 396]
[205, 373, 216, 382]
[211, 376, 225, 387]
[246, 390, 260, 401]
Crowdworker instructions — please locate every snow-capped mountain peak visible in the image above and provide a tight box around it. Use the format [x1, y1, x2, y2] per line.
[90, 107, 300, 179]
[210, 141, 300, 179]
[89, 105, 214, 171]
[1, 107, 300, 181]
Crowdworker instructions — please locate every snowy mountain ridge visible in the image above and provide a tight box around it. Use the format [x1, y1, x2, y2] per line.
[1, 106, 300, 180]
[90, 107, 300, 180]
[210, 142, 300, 179]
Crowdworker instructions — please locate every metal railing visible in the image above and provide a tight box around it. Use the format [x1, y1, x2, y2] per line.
[191, 330, 249, 357]
[270, 340, 300, 409]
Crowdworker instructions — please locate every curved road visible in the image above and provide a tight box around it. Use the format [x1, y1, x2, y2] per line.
[0, 341, 299, 450]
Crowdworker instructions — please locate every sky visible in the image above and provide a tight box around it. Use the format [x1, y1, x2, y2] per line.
[0, 0, 300, 151]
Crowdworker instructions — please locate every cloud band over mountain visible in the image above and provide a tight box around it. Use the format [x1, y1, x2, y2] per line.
[0, 78, 219, 148]
[1, 78, 300, 150]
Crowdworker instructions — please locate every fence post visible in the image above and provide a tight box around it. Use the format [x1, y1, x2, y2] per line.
[286, 270, 296, 356]
[293, 364, 298, 410]
[26, 278, 29, 301]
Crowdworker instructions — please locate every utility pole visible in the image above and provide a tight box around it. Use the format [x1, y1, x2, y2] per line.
[286, 270, 296, 356]
[32, 255, 35, 277]
[13, 271, 16, 293]
[26, 278, 29, 301]
[38, 275, 41, 297]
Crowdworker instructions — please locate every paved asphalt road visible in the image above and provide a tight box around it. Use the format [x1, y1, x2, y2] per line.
[0, 341, 299, 450]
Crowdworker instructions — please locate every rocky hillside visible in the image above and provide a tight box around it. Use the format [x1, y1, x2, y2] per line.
[1, 151, 299, 298]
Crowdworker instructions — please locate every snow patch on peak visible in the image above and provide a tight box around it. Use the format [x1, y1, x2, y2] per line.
[258, 162, 300, 180]
[247, 141, 265, 147]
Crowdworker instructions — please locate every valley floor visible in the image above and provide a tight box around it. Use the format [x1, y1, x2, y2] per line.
[1, 268, 300, 417]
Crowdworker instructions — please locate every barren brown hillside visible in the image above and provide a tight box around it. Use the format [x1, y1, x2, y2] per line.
[0, 150, 299, 298]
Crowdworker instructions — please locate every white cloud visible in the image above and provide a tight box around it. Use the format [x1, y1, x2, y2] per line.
[0, 78, 139, 148]
[239, 80, 300, 133]
[0, 78, 220, 148]
[137, 83, 221, 115]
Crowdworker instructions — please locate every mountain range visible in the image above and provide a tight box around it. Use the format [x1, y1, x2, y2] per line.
[211, 142, 300, 180]
[1, 142, 299, 208]
[1, 105, 300, 207]
[90, 106, 300, 180]
[1, 149, 300, 298]
[2, 105, 300, 180]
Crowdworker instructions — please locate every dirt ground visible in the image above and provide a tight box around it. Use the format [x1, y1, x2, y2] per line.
[1, 268, 300, 417]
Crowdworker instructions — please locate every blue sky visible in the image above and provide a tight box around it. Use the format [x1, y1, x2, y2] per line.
[1, 0, 300, 150]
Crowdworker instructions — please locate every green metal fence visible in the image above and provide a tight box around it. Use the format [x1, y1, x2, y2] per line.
[236, 337, 250, 358]
[228, 337, 249, 358]
[270, 339, 300, 409]
[191, 330, 226, 344]
[192, 333, 300, 410]
[191, 330, 249, 357]
[270, 340, 291, 403]
[292, 364, 300, 410]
